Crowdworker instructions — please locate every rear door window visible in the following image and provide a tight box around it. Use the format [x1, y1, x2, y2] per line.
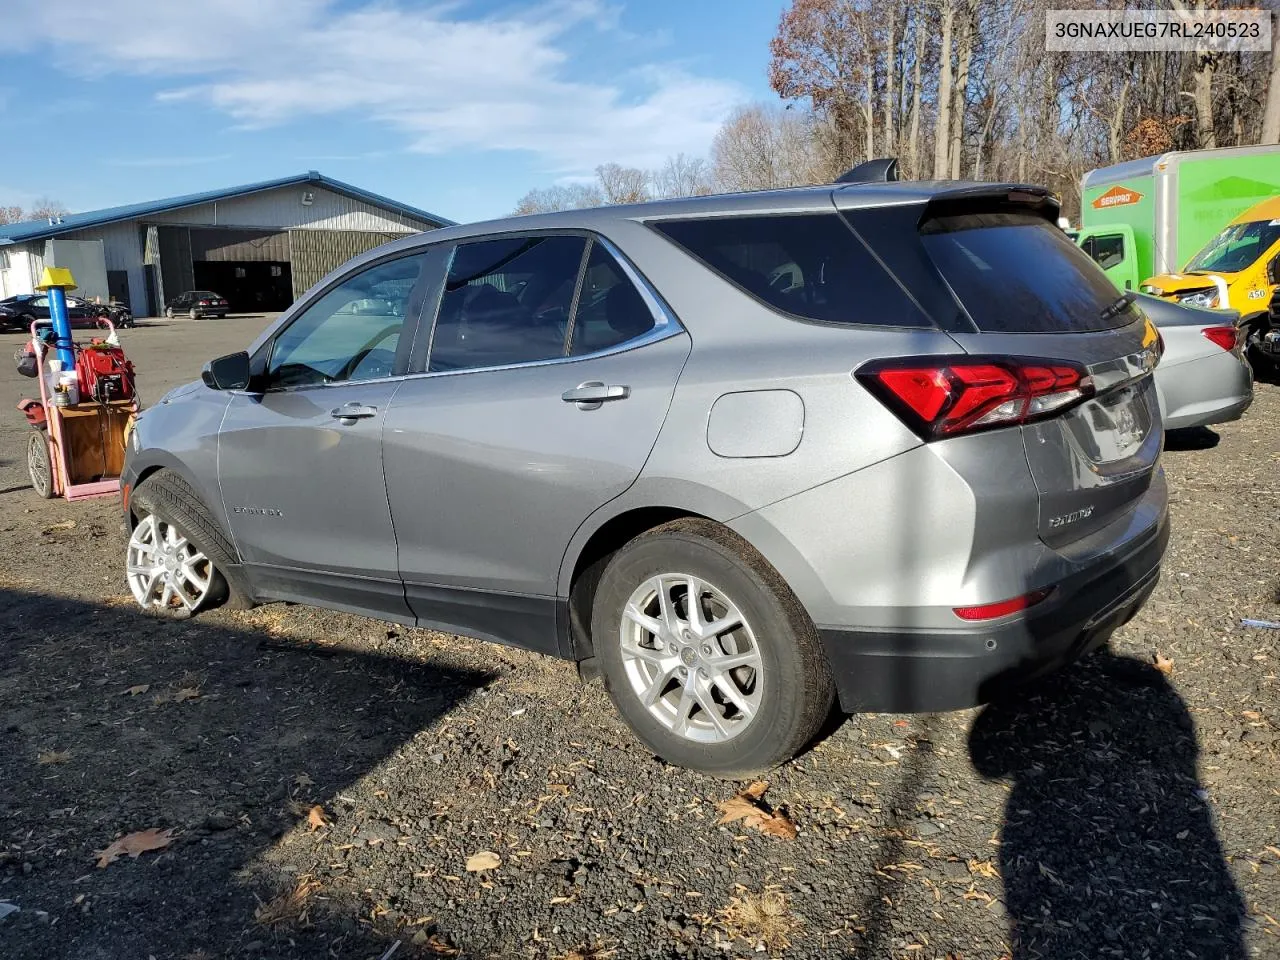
[568, 241, 656, 355]
[919, 212, 1134, 333]
[651, 213, 929, 327]
[429, 235, 586, 373]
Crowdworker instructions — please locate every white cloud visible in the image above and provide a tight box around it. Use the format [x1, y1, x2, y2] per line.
[2, 0, 743, 175]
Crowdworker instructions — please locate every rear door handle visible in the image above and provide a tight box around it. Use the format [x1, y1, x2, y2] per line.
[330, 402, 378, 424]
[561, 381, 630, 409]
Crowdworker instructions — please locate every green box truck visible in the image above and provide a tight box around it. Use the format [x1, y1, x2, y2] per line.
[1077, 145, 1280, 316]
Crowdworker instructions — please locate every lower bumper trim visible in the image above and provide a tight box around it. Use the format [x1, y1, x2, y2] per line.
[820, 512, 1169, 713]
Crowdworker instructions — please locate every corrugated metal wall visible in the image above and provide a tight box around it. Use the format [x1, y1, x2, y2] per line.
[157, 226, 195, 304]
[288, 229, 402, 300]
[62, 221, 148, 313]
[149, 185, 436, 233]
[190, 228, 289, 262]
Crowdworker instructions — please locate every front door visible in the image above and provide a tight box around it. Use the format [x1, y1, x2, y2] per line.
[382, 234, 690, 652]
[217, 250, 430, 621]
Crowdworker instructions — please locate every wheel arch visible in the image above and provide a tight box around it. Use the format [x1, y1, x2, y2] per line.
[560, 481, 775, 661]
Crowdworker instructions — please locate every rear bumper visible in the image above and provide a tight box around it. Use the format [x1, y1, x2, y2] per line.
[820, 503, 1170, 713]
[1158, 351, 1253, 430]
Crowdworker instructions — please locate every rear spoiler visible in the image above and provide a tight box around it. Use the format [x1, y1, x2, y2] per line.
[918, 184, 1061, 229]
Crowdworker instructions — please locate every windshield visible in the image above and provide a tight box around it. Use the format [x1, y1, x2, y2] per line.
[1185, 219, 1280, 273]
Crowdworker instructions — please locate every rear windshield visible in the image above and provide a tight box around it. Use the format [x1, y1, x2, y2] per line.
[919, 211, 1134, 333]
[651, 213, 929, 327]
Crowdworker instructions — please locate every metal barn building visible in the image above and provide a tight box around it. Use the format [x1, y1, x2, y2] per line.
[0, 172, 452, 316]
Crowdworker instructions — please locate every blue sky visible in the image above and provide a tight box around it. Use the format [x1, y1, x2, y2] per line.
[0, 0, 786, 223]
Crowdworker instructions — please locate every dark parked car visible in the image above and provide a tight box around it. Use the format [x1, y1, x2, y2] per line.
[166, 291, 229, 320]
[0, 293, 105, 331]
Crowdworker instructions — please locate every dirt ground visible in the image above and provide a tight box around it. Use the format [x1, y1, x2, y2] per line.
[0, 319, 1277, 960]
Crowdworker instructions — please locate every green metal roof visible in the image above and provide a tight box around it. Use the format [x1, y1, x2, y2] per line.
[0, 171, 454, 245]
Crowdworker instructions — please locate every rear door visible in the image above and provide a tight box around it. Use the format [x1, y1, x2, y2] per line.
[382, 233, 690, 653]
[842, 191, 1163, 552]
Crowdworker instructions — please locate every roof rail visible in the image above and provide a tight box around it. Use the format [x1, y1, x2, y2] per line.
[835, 158, 900, 184]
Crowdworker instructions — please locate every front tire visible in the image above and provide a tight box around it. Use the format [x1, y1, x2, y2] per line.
[165, 307, 174, 319]
[188, 308, 198, 320]
[27, 430, 54, 499]
[592, 519, 834, 778]
[127, 471, 252, 618]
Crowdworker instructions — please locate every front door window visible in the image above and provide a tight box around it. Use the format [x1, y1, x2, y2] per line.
[266, 254, 427, 388]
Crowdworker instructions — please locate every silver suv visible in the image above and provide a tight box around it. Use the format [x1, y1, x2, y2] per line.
[122, 180, 1169, 776]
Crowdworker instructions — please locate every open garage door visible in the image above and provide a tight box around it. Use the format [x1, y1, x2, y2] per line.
[190, 228, 293, 313]
[288, 229, 403, 301]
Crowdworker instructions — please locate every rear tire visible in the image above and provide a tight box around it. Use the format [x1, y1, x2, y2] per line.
[127, 470, 253, 619]
[592, 519, 835, 778]
[27, 431, 54, 499]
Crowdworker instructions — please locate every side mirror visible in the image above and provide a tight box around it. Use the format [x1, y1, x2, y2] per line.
[201, 351, 252, 391]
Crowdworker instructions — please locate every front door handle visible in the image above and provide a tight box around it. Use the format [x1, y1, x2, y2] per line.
[561, 381, 630, 410]
[330, 402, 378, 424]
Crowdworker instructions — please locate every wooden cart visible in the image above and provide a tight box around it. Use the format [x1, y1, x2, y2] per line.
[21, 319, 138, 501]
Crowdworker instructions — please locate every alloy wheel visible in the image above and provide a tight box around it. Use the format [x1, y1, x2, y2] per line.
[619, 572, 764, 744]
[126, 513, 214, 613]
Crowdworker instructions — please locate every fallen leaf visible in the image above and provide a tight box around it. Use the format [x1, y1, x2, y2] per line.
[306, 805, 329, 832]
[293, 772, 315, 791]
[715, 782, 797, 840]
[465, 850, 501, 872]
[754, 813, 799, 840]
[1154, 652, 1174, 676]
[95, 827, 175, 868]
[43, 520, 76, 533]
[967, 858, 1000, 879]
[121, 684, 150, 696]
[37, 749, 71, 765]
[172, 687, 201, 702]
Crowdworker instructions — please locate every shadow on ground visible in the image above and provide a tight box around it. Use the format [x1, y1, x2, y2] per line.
[0, 586, 494, 959]
[967, 647, 1246, 959]
[1166, 426, 1222, 451]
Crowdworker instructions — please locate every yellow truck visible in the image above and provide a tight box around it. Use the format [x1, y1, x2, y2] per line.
[1139, 196, 1280, 315]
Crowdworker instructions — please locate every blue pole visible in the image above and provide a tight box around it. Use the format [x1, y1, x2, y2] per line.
[47, 286, 75, 370]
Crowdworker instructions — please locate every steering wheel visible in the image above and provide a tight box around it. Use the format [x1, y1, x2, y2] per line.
[341, 346, 396, 381]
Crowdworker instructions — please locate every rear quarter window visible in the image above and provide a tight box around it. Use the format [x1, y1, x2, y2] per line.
[919, 212, 1134, 333]
[651, 213, 930, 328]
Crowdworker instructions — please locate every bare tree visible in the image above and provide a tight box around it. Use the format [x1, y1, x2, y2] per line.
[1263, 7, 1280, 143]
[653, 154, 713, 198]
[28, 197, 69, 221]
[512, 183, 604, 215]
[595, 164, 650, 205]
[710, 103, 831, 191]
[0, 199, 70, 224]
[934, 0, 955, 178]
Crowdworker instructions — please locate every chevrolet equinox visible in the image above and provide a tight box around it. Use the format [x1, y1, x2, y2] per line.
[121, 177, 1170, 776]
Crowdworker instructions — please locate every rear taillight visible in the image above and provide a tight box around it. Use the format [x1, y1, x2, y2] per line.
[953, 588, 1053, 621]
[199, 300, 211, 306]
[1201, 326, 1237, 352]
[857, 356, 1094, 440]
